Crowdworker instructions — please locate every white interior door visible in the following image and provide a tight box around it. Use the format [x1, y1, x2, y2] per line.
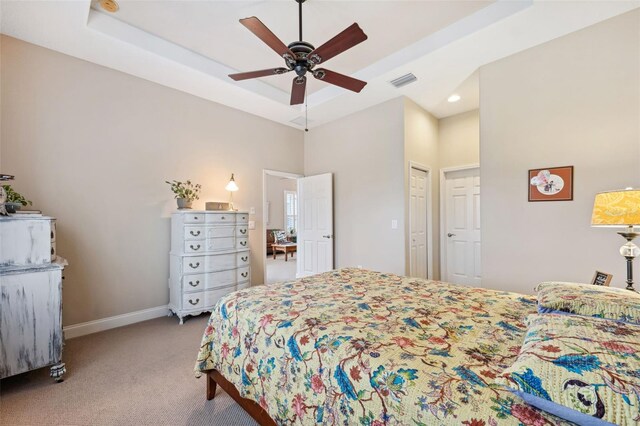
[297, 173, 333, 277]
[444, 168, 481, 286]
[410, 167, 428, 279]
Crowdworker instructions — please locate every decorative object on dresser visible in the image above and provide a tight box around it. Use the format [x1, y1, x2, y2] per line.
[0, 174, 15, 216]
[1, 184, 33, 213]
[591, 188, 640, 291]
[591, 270, 613, 286]
[169, 210, 250, 324]
[205, 201, 232, 211]
[0, 214, 67, 381]
[165, 179, 202, 209]
[224, 174, 239, 211]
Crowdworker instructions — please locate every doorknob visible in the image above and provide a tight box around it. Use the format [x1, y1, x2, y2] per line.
[447, 233, 456, 237]
[323, 235, 332, 239]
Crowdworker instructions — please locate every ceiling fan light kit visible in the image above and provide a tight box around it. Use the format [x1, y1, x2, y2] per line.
[229, 0, 368, 106]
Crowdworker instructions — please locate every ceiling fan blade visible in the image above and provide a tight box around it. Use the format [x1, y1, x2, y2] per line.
[290, 76, 307, 105]
[313, 69, 366, 93]
[240, 17, 296, 60]
[229, 68, 290, 81]
[308, 23, 368, 65]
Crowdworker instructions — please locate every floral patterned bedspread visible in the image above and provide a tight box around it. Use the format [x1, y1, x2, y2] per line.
[195, 268, 570, 425]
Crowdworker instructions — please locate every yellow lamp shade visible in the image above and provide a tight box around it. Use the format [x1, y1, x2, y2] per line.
[591, 189, 640, 227]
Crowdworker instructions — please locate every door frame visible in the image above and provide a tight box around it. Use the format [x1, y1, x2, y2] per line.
[408, 161, 434, 280]
[262, 169, 303, 285]
[439, 164, 480, 282]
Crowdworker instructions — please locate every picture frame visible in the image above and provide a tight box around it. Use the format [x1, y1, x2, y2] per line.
[528, 166, 573, 202]
[591, 270, 613, 286]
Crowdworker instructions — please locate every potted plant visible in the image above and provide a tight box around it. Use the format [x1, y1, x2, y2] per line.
[165, 180, 201, 209]
[289, 228, 297, 243]
[2, 185, 32, 213]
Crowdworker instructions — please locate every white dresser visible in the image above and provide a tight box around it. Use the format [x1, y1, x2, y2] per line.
[0, 215, 66, 381]
[169, 211, 250, 324]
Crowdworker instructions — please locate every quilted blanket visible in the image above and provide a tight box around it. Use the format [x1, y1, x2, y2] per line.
[196, 268, 569, 425]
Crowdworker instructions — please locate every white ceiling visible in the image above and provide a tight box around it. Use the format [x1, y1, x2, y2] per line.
[2, 0, 639, 130]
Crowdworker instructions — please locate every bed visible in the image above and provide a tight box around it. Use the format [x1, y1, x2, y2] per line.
[195, 268, 570, 425]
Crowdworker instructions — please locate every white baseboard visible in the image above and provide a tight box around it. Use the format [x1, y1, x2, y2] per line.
[64, 305, 169, 339]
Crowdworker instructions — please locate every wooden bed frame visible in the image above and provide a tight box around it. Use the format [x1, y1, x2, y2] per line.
[206, 369, 277, 426]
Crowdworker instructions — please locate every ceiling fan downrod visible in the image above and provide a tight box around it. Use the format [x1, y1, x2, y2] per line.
[297, 0, 304, 42]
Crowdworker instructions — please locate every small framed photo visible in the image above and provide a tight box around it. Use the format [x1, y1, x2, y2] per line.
[591, 271, 613, 286]
[528, 166, 573, 202]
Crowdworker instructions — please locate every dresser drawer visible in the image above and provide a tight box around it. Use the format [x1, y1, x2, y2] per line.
[236, 213, 249, 224]
[183, 213, 205, 224]
[206, 213, 236, 224]
[184, 226, 205, 240]
[205, 253, 236, 272]
[206, 227, 235, 238]
[206, 237, 235, 252]
[236, 238, 248, 249]
[236, 252, 250, 266]
[237, 266, 250, 282]
[237, 282, 251, 291]
[183, 274, 205, 292]
[183, 292, 204, 310]
[184, 241, 205, 254]
[204, 286, 235, 307]
[204, 269, 236, 290]
[236, 226, 248, 237]
[183, 256, 205, 274]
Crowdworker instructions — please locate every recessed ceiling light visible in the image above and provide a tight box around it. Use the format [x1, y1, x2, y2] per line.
[100, 0, 119, 13]
[448, 94, 461, 103]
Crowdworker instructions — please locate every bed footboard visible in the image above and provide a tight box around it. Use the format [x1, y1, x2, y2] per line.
[205, 370, 277, 426]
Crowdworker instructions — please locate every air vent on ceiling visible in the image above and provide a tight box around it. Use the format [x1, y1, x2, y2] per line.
[290, 116, 313, 127]
[389, 73, 417, 88]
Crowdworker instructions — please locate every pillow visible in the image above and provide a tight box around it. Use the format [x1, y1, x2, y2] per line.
[272, 230, 288, 244]
[536, 281, 640, 325]
[497, 313, 640, 425]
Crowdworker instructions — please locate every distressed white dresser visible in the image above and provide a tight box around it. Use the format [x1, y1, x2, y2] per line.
[0, 215, 67, 381]
[169, 211, 250, 324]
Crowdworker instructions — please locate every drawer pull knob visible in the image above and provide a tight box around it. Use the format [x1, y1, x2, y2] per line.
[221, 216, 226, 220]
[188, 298, 200, 306]
[194, 216, 199, 220]
[190, 244, 201, 251]
[240, 229, 247, 234]
[189, 280, 200, 287]
[241, 272, 248, 278]
[240, 241, 247, 246]
[241, 256, 248, 262]
[189, 262, 200, 269]
[190, 230, 201, 236]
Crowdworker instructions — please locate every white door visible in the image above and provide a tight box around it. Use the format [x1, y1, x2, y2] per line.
[410, 167, 428, 279]
[297, 173, 333, 277]
[443, 168, 481, 286]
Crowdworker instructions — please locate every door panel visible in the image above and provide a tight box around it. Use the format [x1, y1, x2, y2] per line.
[297, 173, 333, 277]
[444, 168, 481, 286]
[409, 167, 429, 279]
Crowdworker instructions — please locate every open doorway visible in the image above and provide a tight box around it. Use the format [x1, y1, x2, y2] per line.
[263, 170, 302, 285]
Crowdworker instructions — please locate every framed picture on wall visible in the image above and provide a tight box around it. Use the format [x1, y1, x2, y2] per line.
[528, 166, 574, 202]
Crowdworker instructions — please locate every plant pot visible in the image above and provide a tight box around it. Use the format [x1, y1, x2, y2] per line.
[4, 202, 22, 213]
[176, 198, 192, 209]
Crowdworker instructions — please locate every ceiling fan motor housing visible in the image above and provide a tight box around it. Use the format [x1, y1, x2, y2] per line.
[287, 41, 315, 76]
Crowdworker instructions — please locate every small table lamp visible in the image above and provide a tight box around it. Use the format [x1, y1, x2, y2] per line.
[225, 174, 239, 211]
[591, 188, 640, 291]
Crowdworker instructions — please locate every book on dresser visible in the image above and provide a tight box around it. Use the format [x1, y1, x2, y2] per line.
[169, 210, 250, 324]
[0, 215, 67, 381]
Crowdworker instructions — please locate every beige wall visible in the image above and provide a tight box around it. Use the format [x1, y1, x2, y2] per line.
[480, 10, 640, 293]
[304, 97, 406, 275]
[439, 109, 479, 169]
[403, 98, 440, 278]
[0, 36, 304, 325]
[265, 175, 296, 231]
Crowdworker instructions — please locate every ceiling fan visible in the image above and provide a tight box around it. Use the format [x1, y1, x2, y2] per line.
[229, 0, 368, 105]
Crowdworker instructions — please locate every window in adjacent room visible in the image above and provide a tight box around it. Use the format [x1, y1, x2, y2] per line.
[284, 190, 297, 235]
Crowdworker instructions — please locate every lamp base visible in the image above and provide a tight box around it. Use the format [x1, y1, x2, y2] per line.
[618, 229, 639, 292]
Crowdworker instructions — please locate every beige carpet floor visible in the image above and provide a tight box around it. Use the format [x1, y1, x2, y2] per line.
[0, 314, 257, 426]
[265, 255, 297, 285]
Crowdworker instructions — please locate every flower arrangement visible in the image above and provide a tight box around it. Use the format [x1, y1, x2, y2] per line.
[165, 180, 201, 209]
[2, 185, 32, 206]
